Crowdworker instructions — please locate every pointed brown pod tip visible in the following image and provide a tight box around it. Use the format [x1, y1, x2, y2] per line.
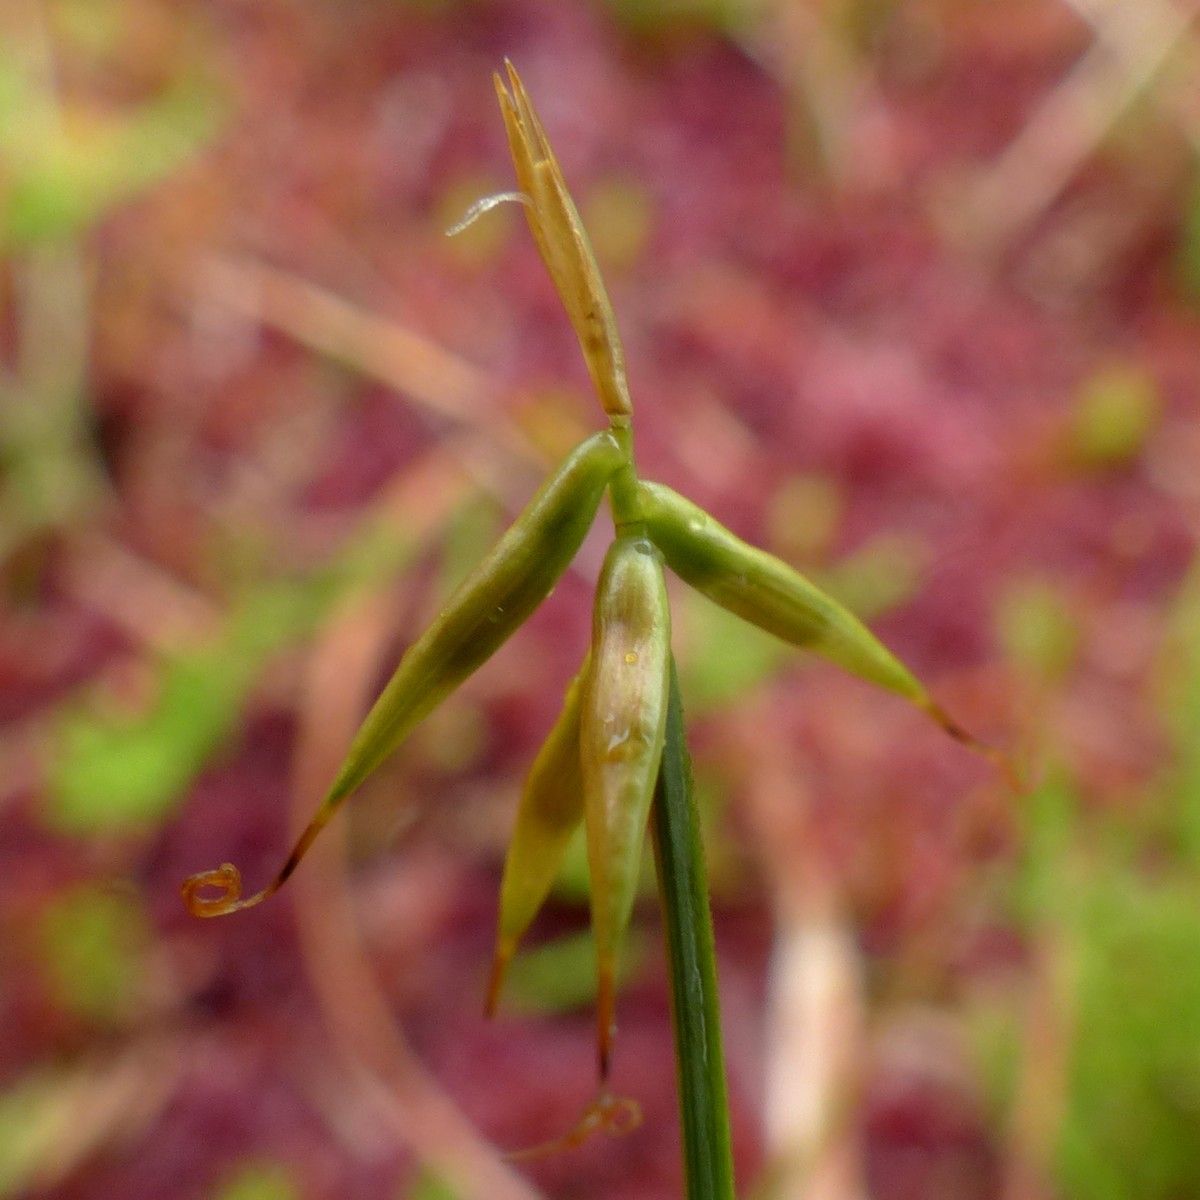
[504, 58, 522, 98]
[595, 964, 617, 1080]
[924, 700, 1024, 793]
[484, 942, 514, 1018]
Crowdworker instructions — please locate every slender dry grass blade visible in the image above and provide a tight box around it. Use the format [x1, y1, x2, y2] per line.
[289, 588, 544, 1200]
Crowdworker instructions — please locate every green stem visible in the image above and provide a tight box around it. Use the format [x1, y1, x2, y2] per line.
[651, 656, 735, 1200]
[606, 417, 644, 533]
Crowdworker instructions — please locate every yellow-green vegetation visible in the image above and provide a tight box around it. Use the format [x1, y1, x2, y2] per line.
[212, 1161, 299, 1200]
[37, 883, 149, 1025]
[1069, 363, 1161, 469]
[964, 561, 1200, 1200]
[997, 577, 1080, 683]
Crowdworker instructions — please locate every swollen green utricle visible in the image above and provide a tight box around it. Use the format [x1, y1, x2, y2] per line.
[635, 479, 928, 705]
[488, 653, 590, 1014]
[580, 535, 670, 1077]
[182, 431, 623, 917]
[324, 432, 620, 802]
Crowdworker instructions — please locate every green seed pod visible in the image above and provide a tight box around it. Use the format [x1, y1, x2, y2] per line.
[636, 479, 942, 715]
[581, 535, 671, 1076]
[182, 431, 624, 918]
[487, 653, 590, 1015]
[636, 483, 1015, 779]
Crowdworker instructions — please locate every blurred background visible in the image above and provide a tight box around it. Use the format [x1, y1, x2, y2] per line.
[3, 0, 1200, 1197]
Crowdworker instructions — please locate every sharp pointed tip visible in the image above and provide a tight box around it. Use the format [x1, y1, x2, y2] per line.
[993, 750, 1025, 794]
[597, 1013, 613, 1080]
[924, 700, 1023, 792]
[920, 696, 968, 742]
[485, 942, 514, 1018]
[506, 61, 536, 121]
[595, 966, 616, 1081]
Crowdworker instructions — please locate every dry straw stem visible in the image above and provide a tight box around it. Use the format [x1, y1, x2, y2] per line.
[959, 0, 1197, 254]
[727, 705, 866, 1200]
[202, 257, 535, 468]
[290, 587, 544, 1200]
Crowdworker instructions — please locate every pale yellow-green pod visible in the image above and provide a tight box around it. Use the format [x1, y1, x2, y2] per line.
[487, 653, 590, 1015]
[182, 432, 623, 920]
[636, 479, 945, 716]
[581, 535, 671, 1077]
